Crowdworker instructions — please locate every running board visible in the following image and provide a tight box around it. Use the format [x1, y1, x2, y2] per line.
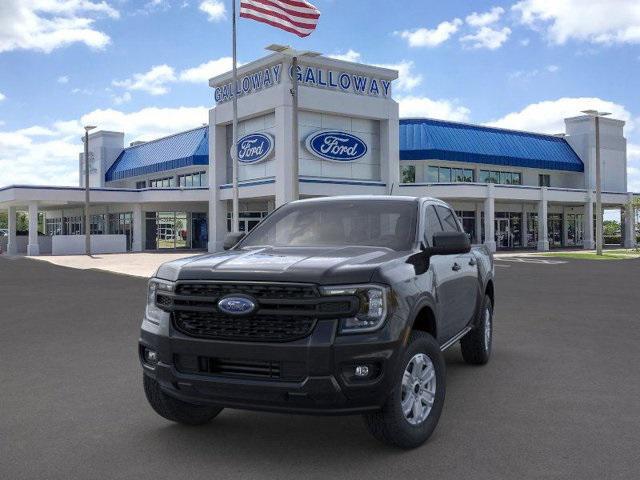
[440, 326, 473, 351]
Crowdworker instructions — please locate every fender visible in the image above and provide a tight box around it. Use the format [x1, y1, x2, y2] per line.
[404, 293, 440, 345]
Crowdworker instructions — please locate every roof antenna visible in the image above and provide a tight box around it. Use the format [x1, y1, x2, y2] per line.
[389, 182, 395, 196]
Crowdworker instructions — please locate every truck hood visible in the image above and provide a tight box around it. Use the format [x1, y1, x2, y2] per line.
[155, 246, 407, 285]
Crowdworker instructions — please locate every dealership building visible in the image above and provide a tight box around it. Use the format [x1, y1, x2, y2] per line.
[0, 52, 637, 255]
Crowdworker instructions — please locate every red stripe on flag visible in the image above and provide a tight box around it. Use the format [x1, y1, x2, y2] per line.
[239, 11, 314, 37]
[241, 3, 317, 29]
[243, 0, 319, 19]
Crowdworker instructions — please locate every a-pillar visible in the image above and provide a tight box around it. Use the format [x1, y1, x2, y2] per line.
[583, 193, 595, 249]
[483, 184, 496, 252]
[27, 202, 40, 256]
[474, 203, 482, 245]
[537, 187, 549, 251]
[132, 204, 143, 252]
[7, 206, 17, 254]
[624, 193, 636, 248]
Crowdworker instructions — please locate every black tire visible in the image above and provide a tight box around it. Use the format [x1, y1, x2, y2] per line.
[363, 331, 446, 449]
[143, 375, 223, 426]
[460, 294, 493, 365]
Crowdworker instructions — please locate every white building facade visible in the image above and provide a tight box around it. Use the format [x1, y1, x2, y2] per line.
[0, 52, 637, 255]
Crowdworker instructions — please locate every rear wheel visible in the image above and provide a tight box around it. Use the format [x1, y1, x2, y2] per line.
[143, 375, 223, 425]
[460, 294, 493, 365]
[363, 331, 446, 449]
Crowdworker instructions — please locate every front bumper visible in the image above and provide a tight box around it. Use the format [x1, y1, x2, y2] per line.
[139, 316, 405, 415]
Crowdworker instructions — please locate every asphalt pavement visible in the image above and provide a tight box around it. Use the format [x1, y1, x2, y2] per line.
[1, 255, 639, 480]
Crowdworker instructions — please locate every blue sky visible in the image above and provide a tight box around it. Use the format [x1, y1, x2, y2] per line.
[1, 0, 639, 192]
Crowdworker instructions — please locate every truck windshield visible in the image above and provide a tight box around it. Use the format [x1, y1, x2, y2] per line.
[238, 200, 418, 251]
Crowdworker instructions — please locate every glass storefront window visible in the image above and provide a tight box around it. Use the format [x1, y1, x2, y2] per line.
[401, 165, 416, 183]
[145, 211, 207, 250]
[456, 210, 476, 243]
[427, 166, 439, 183]
[438, 167, 451, 182]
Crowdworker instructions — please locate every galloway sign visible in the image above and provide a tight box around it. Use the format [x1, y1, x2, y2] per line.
[292, 65, 392, 99]
[305, 130, 368, 162]
[214, 64, 283, 104]
[234, 133, 275, 164]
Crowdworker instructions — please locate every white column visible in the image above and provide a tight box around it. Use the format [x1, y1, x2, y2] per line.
[624, 193, 636, 248]
[208, 119, 230, 253]
[483, 184, 496, 252]
[132, 204, 143, 252]
[583, 194, 594, 249]
[537, 187, 549, 251]
[381, 109, 400, 194]
[475, 203, 482, 245]
[274, 103, 296, 206]
[27, 202, 40, 256]
[7, 206, 17, 255]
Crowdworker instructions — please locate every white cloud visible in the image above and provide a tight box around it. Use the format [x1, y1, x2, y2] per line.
[397, 19, 463, 47]
[486, 97, 634, 134]
[509, 64, 560, 81]
[520, 38, 531, 46]
[112, 64, 177, 95]
[0, 92, 5, 102]
[513, 0, 640, 45]
[113, 91, 132, 105]
[373, 61, 422, 92]
[179, 57, 234, 83]
[0, 106, 209, 187]
[397, 95, 471, 122]
[328, 50, 362, 63]
[466, 7, 505, 27]
[199, 0, 226, 21]
[0, 0, 119, 53]
[57, 75, 69, 84]
[461, 26, 511, 50]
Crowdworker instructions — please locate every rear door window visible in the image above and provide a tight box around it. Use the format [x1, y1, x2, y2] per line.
[435, 206, 460, 233]
[423, 205, 443, 247]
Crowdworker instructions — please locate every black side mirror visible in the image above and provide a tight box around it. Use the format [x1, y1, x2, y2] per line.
[429, 231, 471, 256]
[223, 232, 246, 250]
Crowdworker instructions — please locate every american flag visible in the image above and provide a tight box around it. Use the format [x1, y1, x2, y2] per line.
[240, 0, 321, 38]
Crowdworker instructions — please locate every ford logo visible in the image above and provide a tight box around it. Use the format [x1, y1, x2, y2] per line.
[305, 130, 367, 162]
[217, 296, 257, 315]
[233, 133, 274, 164]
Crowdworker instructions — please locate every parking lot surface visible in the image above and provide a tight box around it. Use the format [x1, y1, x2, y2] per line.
[1, 255, 639, 480]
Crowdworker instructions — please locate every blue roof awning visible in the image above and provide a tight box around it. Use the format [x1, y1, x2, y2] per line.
[105, 126, 209, 182]
[399, 118, 584, 172]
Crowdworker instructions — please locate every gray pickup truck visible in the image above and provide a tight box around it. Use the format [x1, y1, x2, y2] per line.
[140, 196, 494, 448]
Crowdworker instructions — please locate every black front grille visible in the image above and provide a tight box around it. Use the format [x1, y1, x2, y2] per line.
[164, 282, 356, 342]
[174, 282, 318, 300]
[174, 354, 306, 381]
[173, 310, 316, 342]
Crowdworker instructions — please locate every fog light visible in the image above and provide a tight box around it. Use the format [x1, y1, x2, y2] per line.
[355, 365, 369, 377]
[144, 348, 158, 366]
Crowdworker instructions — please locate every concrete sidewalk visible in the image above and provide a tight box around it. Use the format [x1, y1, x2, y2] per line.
[23, 252, 202, 278]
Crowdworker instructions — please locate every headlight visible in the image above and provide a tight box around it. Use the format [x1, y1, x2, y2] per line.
[321, 284, 390, 334]
[145, 278, 174, 324]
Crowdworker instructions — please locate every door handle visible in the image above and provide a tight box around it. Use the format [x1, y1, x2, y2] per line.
[452, 263, 462, 272]
[468, 258, 477, 266]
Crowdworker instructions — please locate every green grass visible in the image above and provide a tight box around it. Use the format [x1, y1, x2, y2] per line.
[542, 249, 640, 260]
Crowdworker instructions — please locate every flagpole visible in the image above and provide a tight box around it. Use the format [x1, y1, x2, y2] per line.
[231, 0, 240, 233]
[291, 55, 299, 200]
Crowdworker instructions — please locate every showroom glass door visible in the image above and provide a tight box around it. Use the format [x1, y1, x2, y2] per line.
[495, 218, 511, 249]
[566, 214, 584, 247]
[547, 214, 564, 247]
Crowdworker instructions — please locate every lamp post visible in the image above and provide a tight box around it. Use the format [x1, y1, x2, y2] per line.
[581, 110, 610, 256]
[265, 44, 320, 201]
[83, 125, 96, 255]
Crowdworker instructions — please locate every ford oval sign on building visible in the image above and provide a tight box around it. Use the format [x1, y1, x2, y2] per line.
[305, 130, 367, 162]
[234, 133, 274, 164]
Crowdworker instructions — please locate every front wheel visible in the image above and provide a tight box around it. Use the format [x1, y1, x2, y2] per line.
[460, 294, 493, 365]
[363, 331, 446, 449]
[143, 375, 223, 425]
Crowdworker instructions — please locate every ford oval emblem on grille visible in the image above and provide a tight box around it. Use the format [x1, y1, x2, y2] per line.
[217, 295, 256, 315]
